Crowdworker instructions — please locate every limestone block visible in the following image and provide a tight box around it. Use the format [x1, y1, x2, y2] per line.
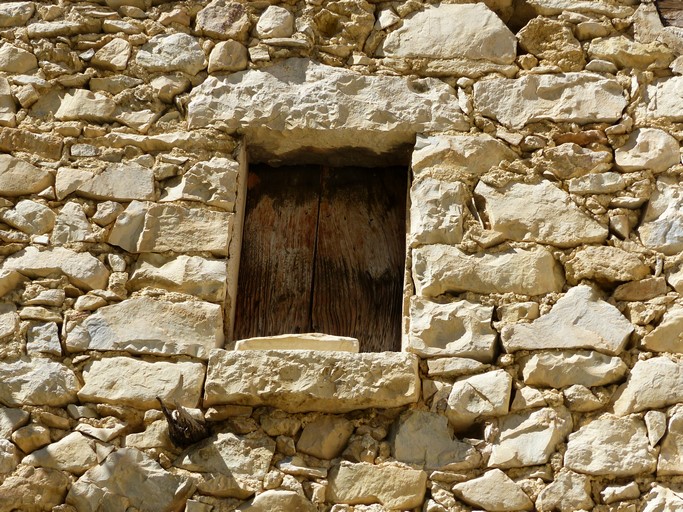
[27, 19, 100, 38]
[256, 6, 294, 39]
[66, 447, 195, 512]
[125, 420, 174, 452]
[78, 357, 205, 409]
[27, 321, 61, 356]
[161, 157, 238, 210]
[380, 3, 516, 64]
[0, 2, 34, 27]
[208, 40, 248, 73]
[641, 484, 683, 511]
[136, 33, 205, 75]
[408, 297, 496, 361]
[12, 424, 50, 454]
[474, 73, 627, 129]
[0, 270, 24, 298]
[2, 246, 109, 290]
[327, 461, 427, 509]
[296, 416, 354, 459]
[91, 38, 131, 71]
[518, 17, 584, 71]
[187, 58, 467, 161]
[55, 89, 116, 123]
[475, 180, 607, 248]
[0, 77, 14, 127]
[0, 438, 19, 474]
[0, 406, 29, 439]
[0, 466, 70, 511]
[411, 133, 516, 178]
[412, 244, 564, 297]
[523, 0, 634, 17]
[204, 349, 420, 412]
[564, 415, 656, 476]
[427, 357, 488, 378]
[0, 303, 17, 340]
[108, 201, 232, 256]
[639, 177, 683, 255]
[235, 333, 359, 352]
[57, 163, 155, 202]
[589, 35, 674, 70]
[409, 178, 467, 246]
[52, 201, 96, 244]
[446, 369, 512, 431]
[196, 0, 250, 41]
[391, 410, 480, 470]
[23, 432, 97, 476]
[0, 357, 79, 407]
[601, 482, 641, 505]
[175, 431, 274, 480]
[613, 357, 683, 415]
[66, 296, 223, 359]
[150, 75, 190, 103]
[639, 76, 683, 121]
[501, 285, 634, 355]
[645, 410, 667, 447]
[453, 469, 533, 511]
[568, 172, 626, 194]
[488, 407, 572, 468]
[129, 254, 227, 302]
[613, 276, 667, 301]
[615, 128, 680, 173]
[658, 408, 683, 475]
[565, 245, 650, 285]
[535, 469, 594, 512]
[0, 41, 37, 73]
[642, 306, 683, 352]
[238, 490, 316, 512]
[536, 143, 612, 180]
[0, 154, 52, 196]
[520, 351, 628, 388]
[1, 199, 55, 235]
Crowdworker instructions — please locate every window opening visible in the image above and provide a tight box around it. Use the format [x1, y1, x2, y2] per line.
[234, 164, 407, 352]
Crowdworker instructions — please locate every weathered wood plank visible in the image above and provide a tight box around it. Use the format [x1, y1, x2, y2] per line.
[233, 165, 320, 340]
[658, 0, 683, 27]
[312, 167, 406, 352]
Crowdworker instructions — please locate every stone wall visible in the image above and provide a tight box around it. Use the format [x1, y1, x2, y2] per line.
[1, 0, 683, 510]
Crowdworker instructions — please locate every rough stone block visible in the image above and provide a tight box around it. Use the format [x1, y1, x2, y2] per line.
[639, 177, 683, 255]
[613, 357, 683, 415]
[0, 357, 79, 407]
[446, 369, 512, 431]
[56, 163, 155, 201]
[0, 154, 52, 196]
[296, 416, 354, 459]
[520, 351, 628, 388]
[235, 333, 359, 352]
[204, 349, 420, 412]
[453, 469, 533, 511]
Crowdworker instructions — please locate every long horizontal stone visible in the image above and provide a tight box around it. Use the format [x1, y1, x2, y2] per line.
[65, 296, 224, 359]
[520, 351, 628, 388]
[187, 58, 468, 163]
[0, 358, 79, 407]
[474, 73, 627, 129]
[78, 357, 205, 409]
[56, 163, 155, 201]
[108, 201, 232, 256]
[204, 349, 420, 412]
[2, 246, 109, 291]
[412, 245, 564, 297]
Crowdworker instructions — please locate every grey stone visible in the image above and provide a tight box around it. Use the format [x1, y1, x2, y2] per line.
[413, 244, 564, 297]
[78, 357, 205, 409]
[0, 357, 79, 407]
[66, 447, 195, 512]
[520, 351, 628, 388]
[488, 407, 573, 468]
[564, 415, 656, 476]
[135, 33, 206, 75]
[204, 349, 420, 413]
[474, 73, 627, 128]
[502, 285, 634, 355]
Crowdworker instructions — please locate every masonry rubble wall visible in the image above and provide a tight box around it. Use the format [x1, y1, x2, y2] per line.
[1, 0, 683, 510]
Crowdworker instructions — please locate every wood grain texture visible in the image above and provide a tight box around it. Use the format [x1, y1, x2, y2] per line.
[658, 0, 683, 27]
[312, 167, 406, 352]
[233, 165, 320, 340]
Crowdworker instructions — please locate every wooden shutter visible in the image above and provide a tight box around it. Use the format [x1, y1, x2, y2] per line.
[234, 165, 406, 352]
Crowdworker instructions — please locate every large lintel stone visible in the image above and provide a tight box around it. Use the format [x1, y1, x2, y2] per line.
[204, 349, 420, 412]
[474, 73, 626, 128]
[65, 296, 224, 359]
[187, 58, 467, 164]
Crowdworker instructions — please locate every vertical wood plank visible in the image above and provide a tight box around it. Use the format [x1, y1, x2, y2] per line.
[233, 165, 320, 340]
[312, 167, 407, 352]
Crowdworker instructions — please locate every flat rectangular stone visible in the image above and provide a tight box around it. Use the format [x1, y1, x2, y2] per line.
[235, 333, 359, 352]
[78, 357, 205, 409]
[0, 127, 62, 160]
[204, 349, 420, 412]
